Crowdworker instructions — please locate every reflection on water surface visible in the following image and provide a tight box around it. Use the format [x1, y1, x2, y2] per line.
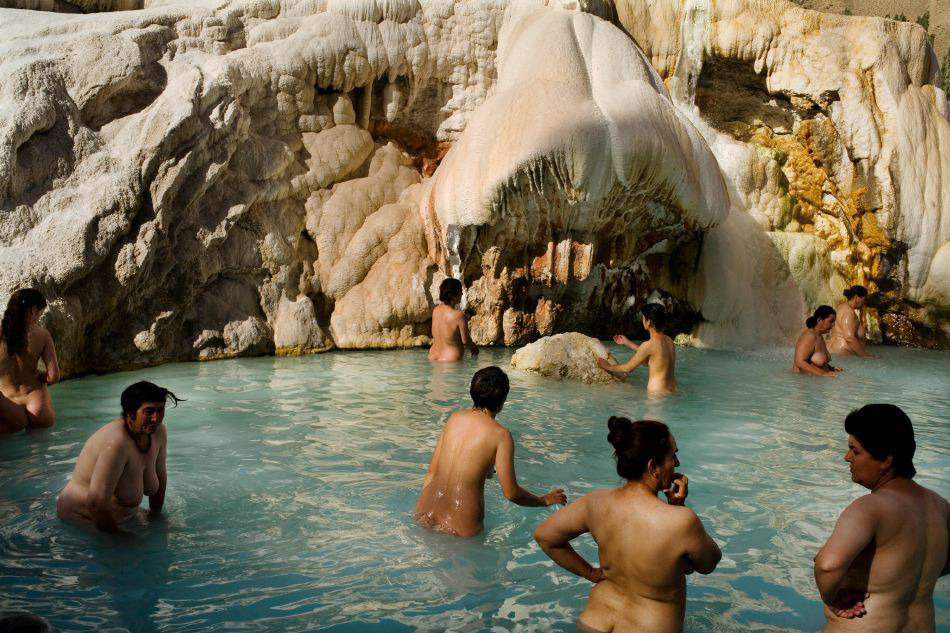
[1, 345, 947, 631]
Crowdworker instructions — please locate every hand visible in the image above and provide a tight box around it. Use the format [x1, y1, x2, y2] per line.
[833, 366, 845, 372]
[585, 566, 606, 583]
[829, 589, 868, 619]
[612, 334, 629, 346]
[664, 473, 688, 505]
[596, 357, 612, 371]
[823, 371, 838, 377]
[543, 488, 567, 506]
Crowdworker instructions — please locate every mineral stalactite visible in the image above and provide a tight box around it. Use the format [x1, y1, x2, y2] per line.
[0, 0, 946, 375]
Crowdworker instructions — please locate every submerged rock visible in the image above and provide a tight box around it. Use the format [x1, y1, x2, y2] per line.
[511, 332, 623, 385]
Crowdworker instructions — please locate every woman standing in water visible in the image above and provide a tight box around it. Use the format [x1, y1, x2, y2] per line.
[597, 303, 678, 393]
[828, 285, 875, 357]
[0, 288, 59, 433]
[793, 305, 843, 377]
[534, 417, 721, 633]
[58, 381, 180, 534]
[428, 278, 478, 362]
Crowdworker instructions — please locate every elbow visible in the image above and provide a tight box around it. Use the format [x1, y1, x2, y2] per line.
[503, 488, 518, 502]
[696, 548, 722, 575]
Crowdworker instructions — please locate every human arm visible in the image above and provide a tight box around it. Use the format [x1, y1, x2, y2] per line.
[39, 328, 60, 384]
[458, 314, 478, 356]
[495, 429, 565, 507]
[681, 508, 722, 574]
[814, 500, 875, 615]
[534, 495, 605, 583]
[597, 342, 650, 374]
[87, 441, 129, 533]
[149, 429, 167, 516]
[794, 333, 835, 376]
[612, 334, 639, 352]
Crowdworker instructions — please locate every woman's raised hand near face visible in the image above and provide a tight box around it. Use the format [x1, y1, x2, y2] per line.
[664, 473, 688, 506]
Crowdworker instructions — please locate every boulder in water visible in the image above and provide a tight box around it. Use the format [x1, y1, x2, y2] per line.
[511, 332, 624, 384]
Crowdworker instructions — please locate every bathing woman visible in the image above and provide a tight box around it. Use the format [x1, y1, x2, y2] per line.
[415, 366, 565, 537]
[534, 417, 721, 633]
[428, 278, 478, 361]
[793, 306, 842, 377]
[57, 381, 181, 533]
[597, 303, 678, 393]
[814, 404, 948, 632]
[0, 288, 60, 434]
[827, 285, 875, 358]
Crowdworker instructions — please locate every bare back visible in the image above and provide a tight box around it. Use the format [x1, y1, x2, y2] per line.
[645, 334, 677, 394]
[575, 489, 715, 633]
[821, 481, 948, 633]
[415, 410, 504, 536]
[429, 304, 468, 361]
[0, 324, 49, 399]
[57, 419, 166, 525]
[0, 324, 56, 432]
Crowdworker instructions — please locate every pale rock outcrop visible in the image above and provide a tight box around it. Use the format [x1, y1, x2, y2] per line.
[613, 0, 950, 345]
[424, 5, 729, 346]
[511, 332, 623, 384]
[0, 0, 947, 376]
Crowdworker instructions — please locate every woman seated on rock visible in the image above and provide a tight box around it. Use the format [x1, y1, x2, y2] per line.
[793, 305, 843, 377]
[827, 285, 875, 358]
[0, 288, 60, 434]
[57, 381, 180, 534]
[534, 417, 721, 633]
[596, 303, 677, 393]
[429, 277, 478, 361]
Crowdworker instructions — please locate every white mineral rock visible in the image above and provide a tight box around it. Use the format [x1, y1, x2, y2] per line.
[511, 332, 624, 384]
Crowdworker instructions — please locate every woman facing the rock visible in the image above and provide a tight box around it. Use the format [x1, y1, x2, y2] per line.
[0, 288, 59, 433]
[534, 417, 721, 633]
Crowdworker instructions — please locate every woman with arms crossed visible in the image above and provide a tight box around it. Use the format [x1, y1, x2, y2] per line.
[814, 404, 948, 633]
[0, 288, 59, 434]
[534, 417, 721, 633]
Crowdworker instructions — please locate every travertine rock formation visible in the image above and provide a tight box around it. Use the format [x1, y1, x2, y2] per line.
[0, 0, 946, 375]
[511, 332, 623, 384]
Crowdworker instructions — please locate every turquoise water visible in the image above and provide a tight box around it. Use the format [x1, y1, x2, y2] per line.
[0, 345, 947, 632]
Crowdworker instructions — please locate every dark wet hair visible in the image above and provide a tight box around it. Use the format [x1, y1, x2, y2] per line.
[640, 303, 667, 332]
[845, 404, 916, 478]
[120, 381, 183, 419]
[470, 366, 509, 413]
[843, 285, 868, 299]
[0, 612, 51, 633]
[439, 278, 463, 304]
[607, 416, 672, 481]
[1, 289, 47, 358]
[806, 305, 836, 328]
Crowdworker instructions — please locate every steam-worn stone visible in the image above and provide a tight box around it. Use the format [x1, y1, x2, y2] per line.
[511, 332, 623, 384]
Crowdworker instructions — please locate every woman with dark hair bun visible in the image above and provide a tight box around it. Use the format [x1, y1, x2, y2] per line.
[793, 305, 843, 377]
[534, 417, 721, 633]
[0, 288, 60, 434]
[828, 285, 875, 358]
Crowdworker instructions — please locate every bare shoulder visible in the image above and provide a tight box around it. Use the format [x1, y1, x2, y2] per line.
[30, 324, 53, 347]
